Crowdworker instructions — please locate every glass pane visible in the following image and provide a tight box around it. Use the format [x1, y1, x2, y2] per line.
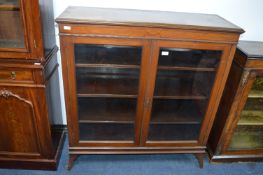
[79, 123, 134, 141]
[75, 44, 142, 141]
[75, 44, 142, 65]
[78, 98, 136, 123]
[0, 0, 25, 48]
[158, 48, 220, 68]
[154, 70, 215, 97]
[148, 48, 221, 141]
[229, 76, 263, 150]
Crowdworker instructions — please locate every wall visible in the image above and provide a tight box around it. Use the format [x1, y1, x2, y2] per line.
[52, 0, 263, 124]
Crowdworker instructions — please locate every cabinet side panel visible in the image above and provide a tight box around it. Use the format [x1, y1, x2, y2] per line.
[38, 0, 56, 56]
[208, 60, 243, 154]
[45, 54, 62, 125]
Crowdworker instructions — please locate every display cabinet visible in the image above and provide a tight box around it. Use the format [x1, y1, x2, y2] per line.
[0, 0, 65, 170]
[56, 6, 244, 169]
[208, 41, 263, 162]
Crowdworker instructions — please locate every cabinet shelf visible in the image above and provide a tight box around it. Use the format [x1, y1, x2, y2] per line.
[77, 77, 139, 96]
[77, 94, 137, 98]
[248, 90, 263, 98]
[76, 63, 140, 69]
[154, 95, 207, 100]
[151, 100, 204, 124]
[78, 98, 136, 123]
[74, 44, 142, 66]
[75, 63, 216, 72]
[229, 125, 263, 150]
[158, 66, 216, 72]
[79, 123, 134, 141]
[238, 110, 263, 126]
[0, 1, 19, 11]
[76, 67, 139, 96]
[148, 124, 201, 141]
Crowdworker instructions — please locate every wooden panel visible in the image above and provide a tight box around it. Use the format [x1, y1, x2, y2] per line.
[208, 61, 244, 154]
[0, 68, 34, 83]
[58, 24, 240, 43]
[56, 7, 243, 33]
[0, 88, 40, 158]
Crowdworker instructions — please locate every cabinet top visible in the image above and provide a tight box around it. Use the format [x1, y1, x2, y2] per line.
[56, 6, 244, 33]
[238, 41, 263, 59]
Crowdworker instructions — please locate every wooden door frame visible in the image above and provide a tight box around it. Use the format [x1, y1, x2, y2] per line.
[140, 40, 236, 147]
[221, 69, 263, 155]
[59, 35, 151, 147]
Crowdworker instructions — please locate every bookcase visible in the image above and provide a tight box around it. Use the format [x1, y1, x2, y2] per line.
[0, 0, 65, 170]
[208, 41, 263, 162]
[56, 6, 244, 169]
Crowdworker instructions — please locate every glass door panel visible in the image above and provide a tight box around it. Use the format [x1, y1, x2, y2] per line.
[75, 44, 142, 142]
[229, 76, 263, 150]
[148, 48, 221, 141]
[0, 0, 25, 48]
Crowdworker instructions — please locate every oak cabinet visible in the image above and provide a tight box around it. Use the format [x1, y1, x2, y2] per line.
[208, 41, 263, 162]
[0, 0, 65, 170]
[56, 6, 244, 169]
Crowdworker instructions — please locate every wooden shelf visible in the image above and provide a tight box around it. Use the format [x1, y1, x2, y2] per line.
[154, 81, 208, 99]
[0, 0, 19, 11]
[229, 125, 263, 150]
[79, 123, 134, 141]
[148, 124, 201, 141]
[76, 67, 140, 96]
[76, 63, 140, 69]
[77, 94, 137, 98]
[78, 98, 205, 124]
[248, 90, 263, 98]
[151, 99, 205, 124]
[238, 110, 263, 126]
[154, 95, 207, 100]
[78, 98, 136, 124]
[77, 76, 139, 96]
[158, 66, 216, 72]
[75, 64, 216, 71]
[74, 44, 142, 66]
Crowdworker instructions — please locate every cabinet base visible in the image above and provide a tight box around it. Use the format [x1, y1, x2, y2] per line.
[67, 150, 206, 170]
[0, 128, 65, 171]
[209, 154, 263, 163]
[207, 147, 263, 163]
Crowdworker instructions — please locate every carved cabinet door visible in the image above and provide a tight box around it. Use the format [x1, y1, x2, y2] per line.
[0, 87, 42, 159]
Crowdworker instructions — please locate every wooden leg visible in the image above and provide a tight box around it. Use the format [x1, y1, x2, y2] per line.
[194, 153, 204, 168]
[67, 154, 78, 170]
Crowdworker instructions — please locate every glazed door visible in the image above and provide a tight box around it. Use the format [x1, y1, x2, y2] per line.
[142, 41, 232, 146]
[0, 0, 40, 59]
[226, 70, 263, 154]
[61, 36, 150, 147]
[0, 0, 27, 51]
